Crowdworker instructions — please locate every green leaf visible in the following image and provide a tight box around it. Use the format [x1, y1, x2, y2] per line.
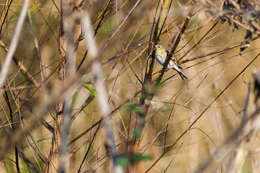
[140, 91, 148, 100]
[115, 156, 129, 167]
[124, 103, 143, 114]
[29, 4, 37, 12]
[132, 129, 141, 139]
[131, 153, 152, 163]
[115, 153, 152, 167]
[82, 83, 96, 95]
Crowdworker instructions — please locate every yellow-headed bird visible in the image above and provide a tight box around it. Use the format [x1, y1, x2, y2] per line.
[155, 45, 187, 80]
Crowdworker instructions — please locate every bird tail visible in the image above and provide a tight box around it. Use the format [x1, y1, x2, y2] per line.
[177, 70, 188, 80]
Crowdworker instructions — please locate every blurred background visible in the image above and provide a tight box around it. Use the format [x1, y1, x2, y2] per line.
[0, 0, 259, 172]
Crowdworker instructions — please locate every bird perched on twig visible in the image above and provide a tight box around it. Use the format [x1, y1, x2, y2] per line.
[155, 44, 187, 80]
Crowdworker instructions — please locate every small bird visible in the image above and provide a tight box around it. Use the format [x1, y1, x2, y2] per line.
[155, 44, 187, 80]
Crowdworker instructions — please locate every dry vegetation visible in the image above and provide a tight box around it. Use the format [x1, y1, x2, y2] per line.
[0, 0, 260, 172]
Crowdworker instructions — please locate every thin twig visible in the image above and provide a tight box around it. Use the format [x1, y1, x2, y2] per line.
[3, 89, 20, 173]
[193, 106, 260, 173]
[0, 0, 13, 34]
[17, 147, 40, 173]
[27, 10, 45, 81]
[241, 83, 251, 126]
[77, 124, 101, 173]
[156, 17, 190, 83]
[101, 0, 142, 50]
[77, 0, 112, 71]
[145, 51, 260, 173]
[69, 91, 141, 145]
[71, 95, 95, 121]
[0, 40, 40, 87]
[0, 0, 30, 89]
[177, 20, 219, 63]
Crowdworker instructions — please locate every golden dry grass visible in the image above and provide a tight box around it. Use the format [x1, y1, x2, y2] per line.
[0, 0, 259, 173]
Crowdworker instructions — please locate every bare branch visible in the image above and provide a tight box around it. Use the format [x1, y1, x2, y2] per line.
[0, 0, 30, 89]
[58, 1, 76, 172]
[81, 11, 123, 173]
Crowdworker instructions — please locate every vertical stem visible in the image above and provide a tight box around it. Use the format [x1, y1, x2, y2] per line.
[0, 0, 14, 34]
[57, 1, 76, 173]
[81, 11, 123, 173]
